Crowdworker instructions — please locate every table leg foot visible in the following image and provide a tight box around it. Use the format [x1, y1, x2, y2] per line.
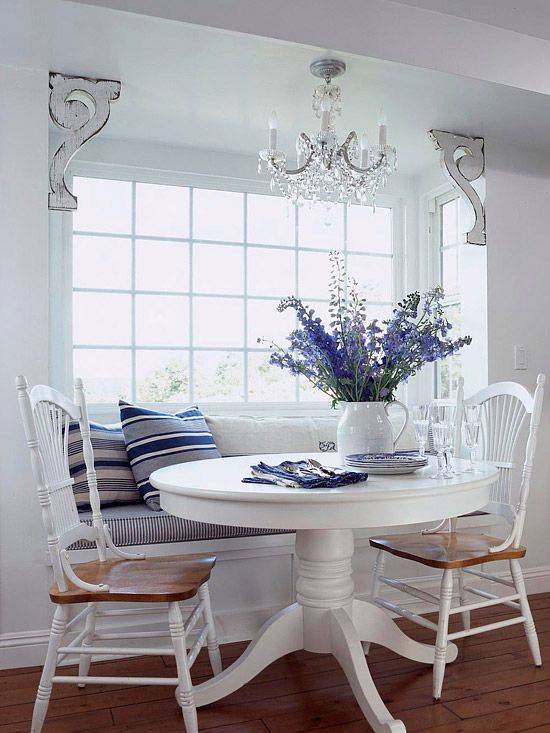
[330, 607, 406, 733]
[193, 603, 303, 707]
[352, 599, 458, 664]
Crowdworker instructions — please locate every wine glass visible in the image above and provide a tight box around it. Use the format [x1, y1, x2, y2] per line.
[429, 404, 452, 479]
[412, 405, 430, 459]
[442, 405, 459, 475]
[463, 404, 481, 473]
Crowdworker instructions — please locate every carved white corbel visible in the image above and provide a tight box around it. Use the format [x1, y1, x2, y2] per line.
[48, 72, 121, 211]
[429, 129, 486, 245]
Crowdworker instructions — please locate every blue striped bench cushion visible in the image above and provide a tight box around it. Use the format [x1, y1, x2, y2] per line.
[73, 503, 292, 549]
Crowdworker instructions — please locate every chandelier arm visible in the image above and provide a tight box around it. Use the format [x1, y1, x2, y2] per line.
[340, 146, 388, 175]
[268, 132, 314, 176]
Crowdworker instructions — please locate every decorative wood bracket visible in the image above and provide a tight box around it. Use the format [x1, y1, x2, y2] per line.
[429, 129, 486, 245]
[48, 72, 121, 211]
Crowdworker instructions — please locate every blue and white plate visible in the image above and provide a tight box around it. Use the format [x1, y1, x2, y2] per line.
[345, 451, 428, 474]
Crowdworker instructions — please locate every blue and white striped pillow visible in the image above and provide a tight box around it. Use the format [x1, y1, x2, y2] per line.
[119, 402, 221, 510]
[68, 422, 141, 508]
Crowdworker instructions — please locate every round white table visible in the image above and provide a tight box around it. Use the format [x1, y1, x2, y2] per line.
[151, 453, 498, 733]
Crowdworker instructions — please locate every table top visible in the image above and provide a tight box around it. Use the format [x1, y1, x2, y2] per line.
[151, 453, 499, 530]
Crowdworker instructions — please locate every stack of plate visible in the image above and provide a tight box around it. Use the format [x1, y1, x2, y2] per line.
[345, 451, 429, 475]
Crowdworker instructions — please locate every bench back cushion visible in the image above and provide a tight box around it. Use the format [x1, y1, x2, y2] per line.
[120, 402, 221, 510]
[205, 411, 417, 457]
[68, 422, 140, 507]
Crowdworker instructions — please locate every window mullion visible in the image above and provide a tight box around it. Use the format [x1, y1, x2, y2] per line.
[131, 181, 137, 402]
[189, 187, 194, 404]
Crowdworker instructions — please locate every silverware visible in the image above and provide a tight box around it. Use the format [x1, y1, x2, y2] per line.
[307, 458, 346, 476]
[251, 468, 300, 488]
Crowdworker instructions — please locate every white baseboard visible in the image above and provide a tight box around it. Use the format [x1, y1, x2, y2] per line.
[3, 562, 550, 670]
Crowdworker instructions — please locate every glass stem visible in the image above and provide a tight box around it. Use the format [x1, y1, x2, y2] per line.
[419, 442, 425, 459]
[469, 448, 475, 471]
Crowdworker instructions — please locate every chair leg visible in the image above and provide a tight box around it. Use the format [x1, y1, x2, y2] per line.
[364, 549, 387, 655]
[77, 602, 97, 686]
[433, 569, 453, 700]
[32, 604, 69, 733]
[168, 601, 198, 733]
[198, 583, 222, 675]
[456, 569, 470, 631]
[510, 558, 542, 667]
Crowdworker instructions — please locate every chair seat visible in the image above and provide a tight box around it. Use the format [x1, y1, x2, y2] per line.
[369, 531, 526, 569]
[49, 554, 216, 604]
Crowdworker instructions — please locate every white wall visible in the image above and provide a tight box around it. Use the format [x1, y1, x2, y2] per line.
[0, 63, 53, 660]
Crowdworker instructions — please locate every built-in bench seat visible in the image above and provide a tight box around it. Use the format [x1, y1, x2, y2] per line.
[75, 503, 292, 549]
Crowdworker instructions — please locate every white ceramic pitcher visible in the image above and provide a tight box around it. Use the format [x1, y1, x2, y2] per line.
[337, 401, 410, 463]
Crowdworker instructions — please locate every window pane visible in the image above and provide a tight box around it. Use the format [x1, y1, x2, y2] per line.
[248, 352, 296, 401]
[442, 199, 458, 246]
[193, 189, 244, 241]
[347, 205, 392, 253]
[73, 292, 131, 346]
[135, 295, 189, 346]
[299, 376, 328, 402]
[135, 183, 189, 238]
[74, 349, 131, 403]
[247, 194, 294, 245]
[247, 247, 295, 297]
[442, 247, 459, 296]
[193, 297, 244, 347]
[247, 299, 296, 347]
[193, 243, 244, 295]
[136, 350, 189, 402]
[194, 351, 244, 401]
[135, 240, 189, 292]
[347, 254, 393, 302]
[73, 178, 132, 234]
[298, 251, 331, 299]
[73, 236, 131, 290]
[298, 204, 344, 249]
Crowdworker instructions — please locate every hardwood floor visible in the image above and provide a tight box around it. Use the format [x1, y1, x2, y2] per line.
[3, 592, 550, 732]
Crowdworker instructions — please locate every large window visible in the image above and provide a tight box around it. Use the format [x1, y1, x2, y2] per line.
[70, 175, 398, 405]
[434, 193, 488, 399]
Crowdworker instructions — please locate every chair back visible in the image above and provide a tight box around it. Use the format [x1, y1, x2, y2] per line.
[16, 376, 106, 591]
[459, 375, 545, 547]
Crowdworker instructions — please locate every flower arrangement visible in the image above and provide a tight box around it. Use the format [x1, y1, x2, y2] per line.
[262, 251, 471, 406]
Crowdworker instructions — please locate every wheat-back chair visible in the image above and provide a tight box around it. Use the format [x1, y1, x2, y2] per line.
[16, 375, 222, 733]
[367, 374, 545, 700]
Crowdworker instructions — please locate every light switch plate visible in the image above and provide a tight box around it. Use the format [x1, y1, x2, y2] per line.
[514, 345, 528, 370]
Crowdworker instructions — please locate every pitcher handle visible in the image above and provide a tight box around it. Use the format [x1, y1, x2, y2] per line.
[384, 400, 410, 449]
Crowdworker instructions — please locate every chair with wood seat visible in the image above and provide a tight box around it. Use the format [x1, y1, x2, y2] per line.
[368, 374, 545, 701]
[16, 375, 222, 733]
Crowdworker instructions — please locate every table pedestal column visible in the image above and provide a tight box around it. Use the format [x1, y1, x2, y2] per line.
[193, 528, 457, 733]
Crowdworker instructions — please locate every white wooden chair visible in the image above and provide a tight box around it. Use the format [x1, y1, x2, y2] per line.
[367, 374, 545, 700]
[16, 376, 223, 733]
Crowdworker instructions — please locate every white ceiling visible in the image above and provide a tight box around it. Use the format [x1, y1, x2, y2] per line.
[392, 0, 550, 42]
[49, 1, 550, 176]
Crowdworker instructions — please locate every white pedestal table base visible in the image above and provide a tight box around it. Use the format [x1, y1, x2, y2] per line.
[192, 529, 457, 732]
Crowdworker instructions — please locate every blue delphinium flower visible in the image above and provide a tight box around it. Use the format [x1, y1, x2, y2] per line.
[260, 251, 471, 407]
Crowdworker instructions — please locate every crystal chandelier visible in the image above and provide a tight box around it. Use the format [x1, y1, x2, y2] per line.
[258, 58, 397, 207]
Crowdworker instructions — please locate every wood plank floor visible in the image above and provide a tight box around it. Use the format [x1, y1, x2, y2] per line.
[3, 592, 550, 732]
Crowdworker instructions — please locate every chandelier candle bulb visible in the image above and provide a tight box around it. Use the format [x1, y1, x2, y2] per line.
[378, 107, 387, 147]
[360, 133, 369, 167]
[320, 97, 331, 132]
[268, 111, 278, 150]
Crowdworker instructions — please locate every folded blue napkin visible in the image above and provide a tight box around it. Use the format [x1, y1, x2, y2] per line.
[242, 460, 368, 489]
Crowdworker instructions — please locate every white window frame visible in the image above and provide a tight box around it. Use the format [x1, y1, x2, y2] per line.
[50, 161, 406, 421]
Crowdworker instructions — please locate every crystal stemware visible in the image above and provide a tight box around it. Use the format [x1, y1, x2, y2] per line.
[429, 404, 452, 480]
[463, 404, 482, 473]
[412, 405, 430, 459]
